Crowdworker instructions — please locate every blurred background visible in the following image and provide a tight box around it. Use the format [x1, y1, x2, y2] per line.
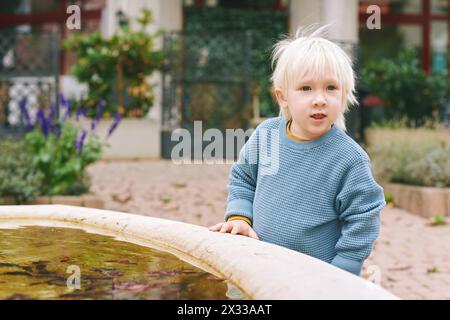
[0, 0, 449, 300]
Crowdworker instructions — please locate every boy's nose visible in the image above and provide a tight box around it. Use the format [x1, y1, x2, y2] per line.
[313, 95, 326, 107]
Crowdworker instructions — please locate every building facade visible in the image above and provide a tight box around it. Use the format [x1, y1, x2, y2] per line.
[0, 0, 448, 157]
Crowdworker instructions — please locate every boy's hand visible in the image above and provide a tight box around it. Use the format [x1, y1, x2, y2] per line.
[208, 220, 259, 240]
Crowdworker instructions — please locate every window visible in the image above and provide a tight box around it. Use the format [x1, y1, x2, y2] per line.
[359, 0, 450, 73]
[431, 21, 448, 73]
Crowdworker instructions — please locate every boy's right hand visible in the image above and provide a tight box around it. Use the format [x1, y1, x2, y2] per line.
[208, 220, 259, 240]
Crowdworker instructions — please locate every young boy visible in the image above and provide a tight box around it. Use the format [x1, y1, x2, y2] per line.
[209, 26, 385, 276]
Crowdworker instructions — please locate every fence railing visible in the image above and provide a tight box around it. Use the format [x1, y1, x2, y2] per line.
[0, 31, 59, 138]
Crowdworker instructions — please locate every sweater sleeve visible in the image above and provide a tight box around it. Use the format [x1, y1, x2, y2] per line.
[227, 215, 252, 226]
[332, 158, 386, 275]
[224, 129, 259, 223]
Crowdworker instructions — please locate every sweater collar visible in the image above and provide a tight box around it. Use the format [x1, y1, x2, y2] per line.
[286, 119, 311, 142]
[279, 117, 340, 150]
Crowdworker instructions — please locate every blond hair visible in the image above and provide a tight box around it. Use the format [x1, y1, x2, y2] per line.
[271, 25, 358, 131]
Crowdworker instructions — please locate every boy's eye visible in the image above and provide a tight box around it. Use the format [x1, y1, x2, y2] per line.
[300, 86, 311, 91]
[327, 85, 337, 91]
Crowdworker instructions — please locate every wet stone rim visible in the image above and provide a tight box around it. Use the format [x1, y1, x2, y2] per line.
[0, 205, 398, 300]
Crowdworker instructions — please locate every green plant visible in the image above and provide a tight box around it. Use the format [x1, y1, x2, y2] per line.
[369, 141, 450, 188]
[25, 122, 104, 196]
[0, 139, 43, 202]
[431, 214, 447, 226]
[361, 48, 450, 127]
[64, 8, 164, 118]
[384, 192, 394, 204]
[18, 96, 120, 196]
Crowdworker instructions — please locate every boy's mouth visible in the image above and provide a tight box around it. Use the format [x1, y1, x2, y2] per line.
[310, 113, 327, 120]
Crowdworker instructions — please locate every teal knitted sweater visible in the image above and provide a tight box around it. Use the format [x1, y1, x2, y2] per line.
[225, 117, 385, 275]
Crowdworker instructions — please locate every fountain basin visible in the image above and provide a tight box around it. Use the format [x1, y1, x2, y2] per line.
[0, 205, 398, 299]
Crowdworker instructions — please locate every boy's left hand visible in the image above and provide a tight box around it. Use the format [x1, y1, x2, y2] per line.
[208, 220, 259, 240]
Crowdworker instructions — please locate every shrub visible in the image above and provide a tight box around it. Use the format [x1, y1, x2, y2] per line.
[369, 141, 450, 188]
[361, 48, 450, 127]
[25, 122, 104, 195]
[19, 95, 121, 196]
[0, 139, 43, 202]
[64, 8, 163, 118]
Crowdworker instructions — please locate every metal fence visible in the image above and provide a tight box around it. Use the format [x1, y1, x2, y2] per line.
[161, 31, 253, 159]
[0, 31, 59, 138]
[160, 31, 364, 159]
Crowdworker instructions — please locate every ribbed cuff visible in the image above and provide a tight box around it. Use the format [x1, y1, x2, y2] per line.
[331, 255, 363, 276]
[227, 215, 252, 226]
[225, 199, 253, 222]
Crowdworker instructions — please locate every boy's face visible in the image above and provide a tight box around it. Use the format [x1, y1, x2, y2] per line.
[275, 68, 343, 140]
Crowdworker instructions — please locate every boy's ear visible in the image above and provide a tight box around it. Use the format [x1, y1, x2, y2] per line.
[273, 87, 288, 109]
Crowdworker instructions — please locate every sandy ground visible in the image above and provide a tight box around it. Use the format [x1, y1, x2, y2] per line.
[88, 160, 450, 300]
[88, 160, 230, 226]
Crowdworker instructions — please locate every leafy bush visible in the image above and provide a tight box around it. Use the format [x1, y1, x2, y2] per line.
[361, 48, 450, 127]
[369, 141, 450, 188]
[19, 95, 121, 196]
[25, 122, 103, 195]
[64, 9, 163, 118]
[0, 139, 43, 202]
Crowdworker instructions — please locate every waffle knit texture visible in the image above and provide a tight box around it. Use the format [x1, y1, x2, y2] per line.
[225, 117, 385, 275]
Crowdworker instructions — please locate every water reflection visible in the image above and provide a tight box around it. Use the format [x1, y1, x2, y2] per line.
[0, 226, 237, 300]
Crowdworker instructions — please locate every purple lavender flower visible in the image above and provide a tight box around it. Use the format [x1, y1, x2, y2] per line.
[107, 112, 122, 138]
[60, 94, 72, 121]
[46, 102, 58, 134]
[90, 99, 105, 131]
[90, 118, 98, 131]
[74, 130, 88, 155]
[18, 97, 33, 131]
[62, 100, 72, 120]
[60, 93, 68, 107]
[48, 102, 57, 121]
[36, 108, 49, 137]
[95, 98, 105, 121]
[76, 108, 83, 121]
[54, 124, 62, 139]
[76, 107, 88, 121]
